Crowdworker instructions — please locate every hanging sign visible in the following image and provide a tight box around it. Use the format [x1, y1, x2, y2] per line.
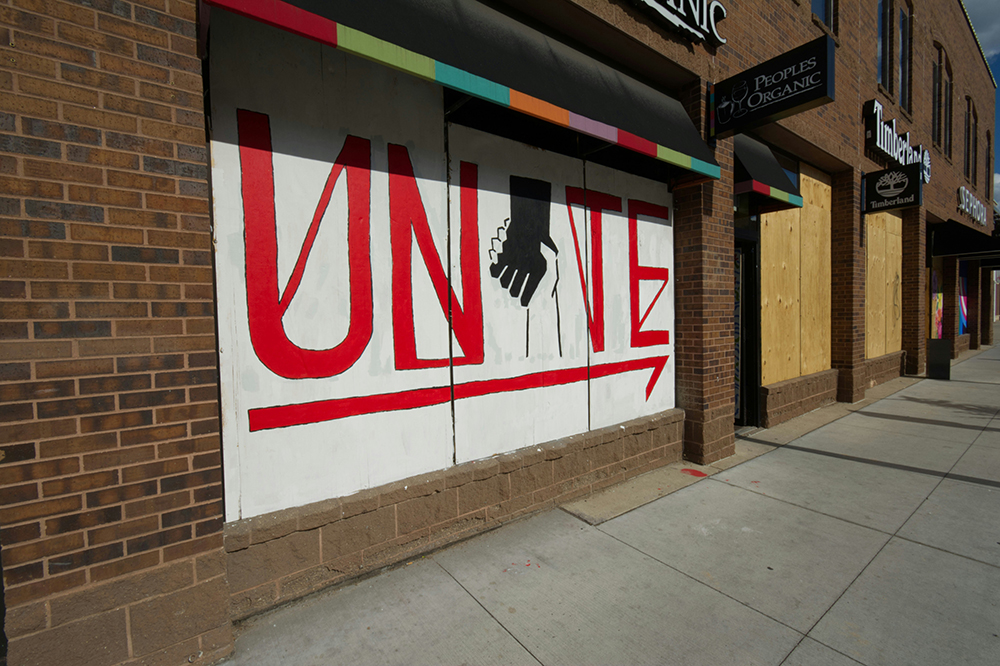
[957, 186, 989, 226]
[632, 0, 727, 45]
[711, 35, 835, 139]
[864, 99, 932, 184]
[862, 163, 922, 213]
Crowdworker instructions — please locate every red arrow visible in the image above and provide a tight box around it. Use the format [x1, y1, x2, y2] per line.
[248, 355, 669, 431]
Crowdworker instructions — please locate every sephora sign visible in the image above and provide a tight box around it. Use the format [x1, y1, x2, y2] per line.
[633, 0, 727, 45]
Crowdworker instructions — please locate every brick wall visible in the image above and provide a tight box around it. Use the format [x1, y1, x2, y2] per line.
[674, 81, 735, 464]
[0, 1, 231, 664]
[225, 410, 684, 621]
[830, 168, 866, 402]
[901, 206, 926, 375]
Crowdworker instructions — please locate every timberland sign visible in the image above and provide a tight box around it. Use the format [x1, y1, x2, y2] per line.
[711, 35, 835, 138]
[864, 99, 932, 184]
[863, 163, 923, 213]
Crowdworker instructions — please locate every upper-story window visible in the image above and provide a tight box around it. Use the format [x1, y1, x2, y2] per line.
[813, 0, 833, 28]
[987, 131, 993, 202]
[898, 2, 912, 112]
[877, 0, 893, 94]
[932, 45, 952, 158]
[964, 100, 978, 186]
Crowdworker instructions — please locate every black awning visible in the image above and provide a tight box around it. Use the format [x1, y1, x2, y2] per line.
[205, 0, 720, 179]
[733, 134, 802, 207]
[930, 220, 1000, 260]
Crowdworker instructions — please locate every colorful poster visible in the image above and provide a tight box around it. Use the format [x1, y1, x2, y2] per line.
[930, 258, 944, 340]
[959, 262, 968, 335]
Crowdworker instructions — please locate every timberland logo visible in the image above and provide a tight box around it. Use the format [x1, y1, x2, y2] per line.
[632, 0, 727, 45]
[875, 171, 908, 198]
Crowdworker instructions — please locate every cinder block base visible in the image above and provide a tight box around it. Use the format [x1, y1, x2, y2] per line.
[224, 409, 685, 621]
[865, 351, 906, 388]
[6, 551, 233, 666]
[760, 369, 838, 428]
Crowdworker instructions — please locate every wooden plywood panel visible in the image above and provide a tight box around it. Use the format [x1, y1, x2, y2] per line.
[799, 167, 832, 376]
[866, 213, 887, 359]
[761, 206, 801, 385]
[885, 212, 903, 354]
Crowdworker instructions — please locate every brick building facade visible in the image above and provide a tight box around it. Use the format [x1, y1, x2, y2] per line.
[0, 1, 995, 665]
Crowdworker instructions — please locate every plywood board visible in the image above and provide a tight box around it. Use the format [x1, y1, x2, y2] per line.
[761, 206, 801, 385]
[866, 213, 888, 359]
[799, 167, 832, 376]
[885, 212, 903, 354]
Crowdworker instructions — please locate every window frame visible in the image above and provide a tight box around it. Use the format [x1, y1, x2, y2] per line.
[877, 0, 894, 95]
[943, 59, 953, 158]
[812, 0, 833, 28]
[898, 1, 912, 112]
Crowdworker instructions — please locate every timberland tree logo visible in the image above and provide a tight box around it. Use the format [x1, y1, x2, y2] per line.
[875, 171, 908, 198]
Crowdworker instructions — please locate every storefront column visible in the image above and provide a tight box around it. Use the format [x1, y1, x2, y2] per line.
[831, 168, 866, 402]
[901, 206, 927, 374]
[942, 256, 961, 357]
[968, 260, 981, 349]
[673, 83, 735, 464]
[981, 268, 995, 345]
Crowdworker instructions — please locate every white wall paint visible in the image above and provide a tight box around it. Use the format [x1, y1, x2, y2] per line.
[210, 12, 674, 521]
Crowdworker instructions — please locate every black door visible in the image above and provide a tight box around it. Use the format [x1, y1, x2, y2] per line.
[735, 238, 761, 427]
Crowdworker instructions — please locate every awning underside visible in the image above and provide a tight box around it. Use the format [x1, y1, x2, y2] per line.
[733, 134, 802, 207]
[931, 220, 1000, 260]
[205, 0, 720, 179]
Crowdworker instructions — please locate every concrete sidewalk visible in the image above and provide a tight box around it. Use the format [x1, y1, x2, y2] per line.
[222, 343, 1000, 666]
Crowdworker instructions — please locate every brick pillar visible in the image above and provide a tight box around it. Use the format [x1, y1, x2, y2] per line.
[968, 260, 981, 349]
[942, 256, 960, 356]
[830, 168, 866, 402]
[674, 82, 735, 464]
[0, 2, 232, 665]
[901, 206, 926, 374]
[981, 267, 995, 346]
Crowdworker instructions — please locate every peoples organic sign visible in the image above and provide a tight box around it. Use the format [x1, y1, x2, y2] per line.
[862, 163, 922, 213]
[632, 0, 727, 45]
[711, 36, 835, 138]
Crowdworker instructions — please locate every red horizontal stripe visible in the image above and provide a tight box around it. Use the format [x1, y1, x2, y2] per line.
[617, 130, 658, 157]
[205, 0, 337, 48]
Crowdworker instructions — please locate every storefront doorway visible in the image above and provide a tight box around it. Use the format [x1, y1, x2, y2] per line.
[735, 195, 761, 427]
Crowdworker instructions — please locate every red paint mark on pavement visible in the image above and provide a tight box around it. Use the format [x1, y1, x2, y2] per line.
[680, 468, 707, 477]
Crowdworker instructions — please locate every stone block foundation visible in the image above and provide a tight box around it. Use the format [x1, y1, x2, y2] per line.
[759, 369, 838, 428]
[223, 409, 684, 621]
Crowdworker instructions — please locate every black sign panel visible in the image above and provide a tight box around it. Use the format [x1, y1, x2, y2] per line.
[863, 163, 923, 213]
[712, 35, 835, 138]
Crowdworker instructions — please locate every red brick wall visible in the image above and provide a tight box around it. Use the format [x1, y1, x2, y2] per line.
[0, 1, 231, 664]
[901, 205, 926, 375]
[830, 168, 866, 402]
[674, 82, 735, 464]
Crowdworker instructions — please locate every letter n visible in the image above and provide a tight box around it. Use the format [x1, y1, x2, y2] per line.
[238, 109, 373, 379]
[388, 144, 483, 369]
[566, 187, 621, 353]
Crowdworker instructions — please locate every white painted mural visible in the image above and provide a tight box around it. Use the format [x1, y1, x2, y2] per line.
[210, 12, 674, 521]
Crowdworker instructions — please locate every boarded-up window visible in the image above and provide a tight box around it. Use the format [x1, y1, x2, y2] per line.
[865, 211, 903, 358]
[760, 164, 832, 385]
